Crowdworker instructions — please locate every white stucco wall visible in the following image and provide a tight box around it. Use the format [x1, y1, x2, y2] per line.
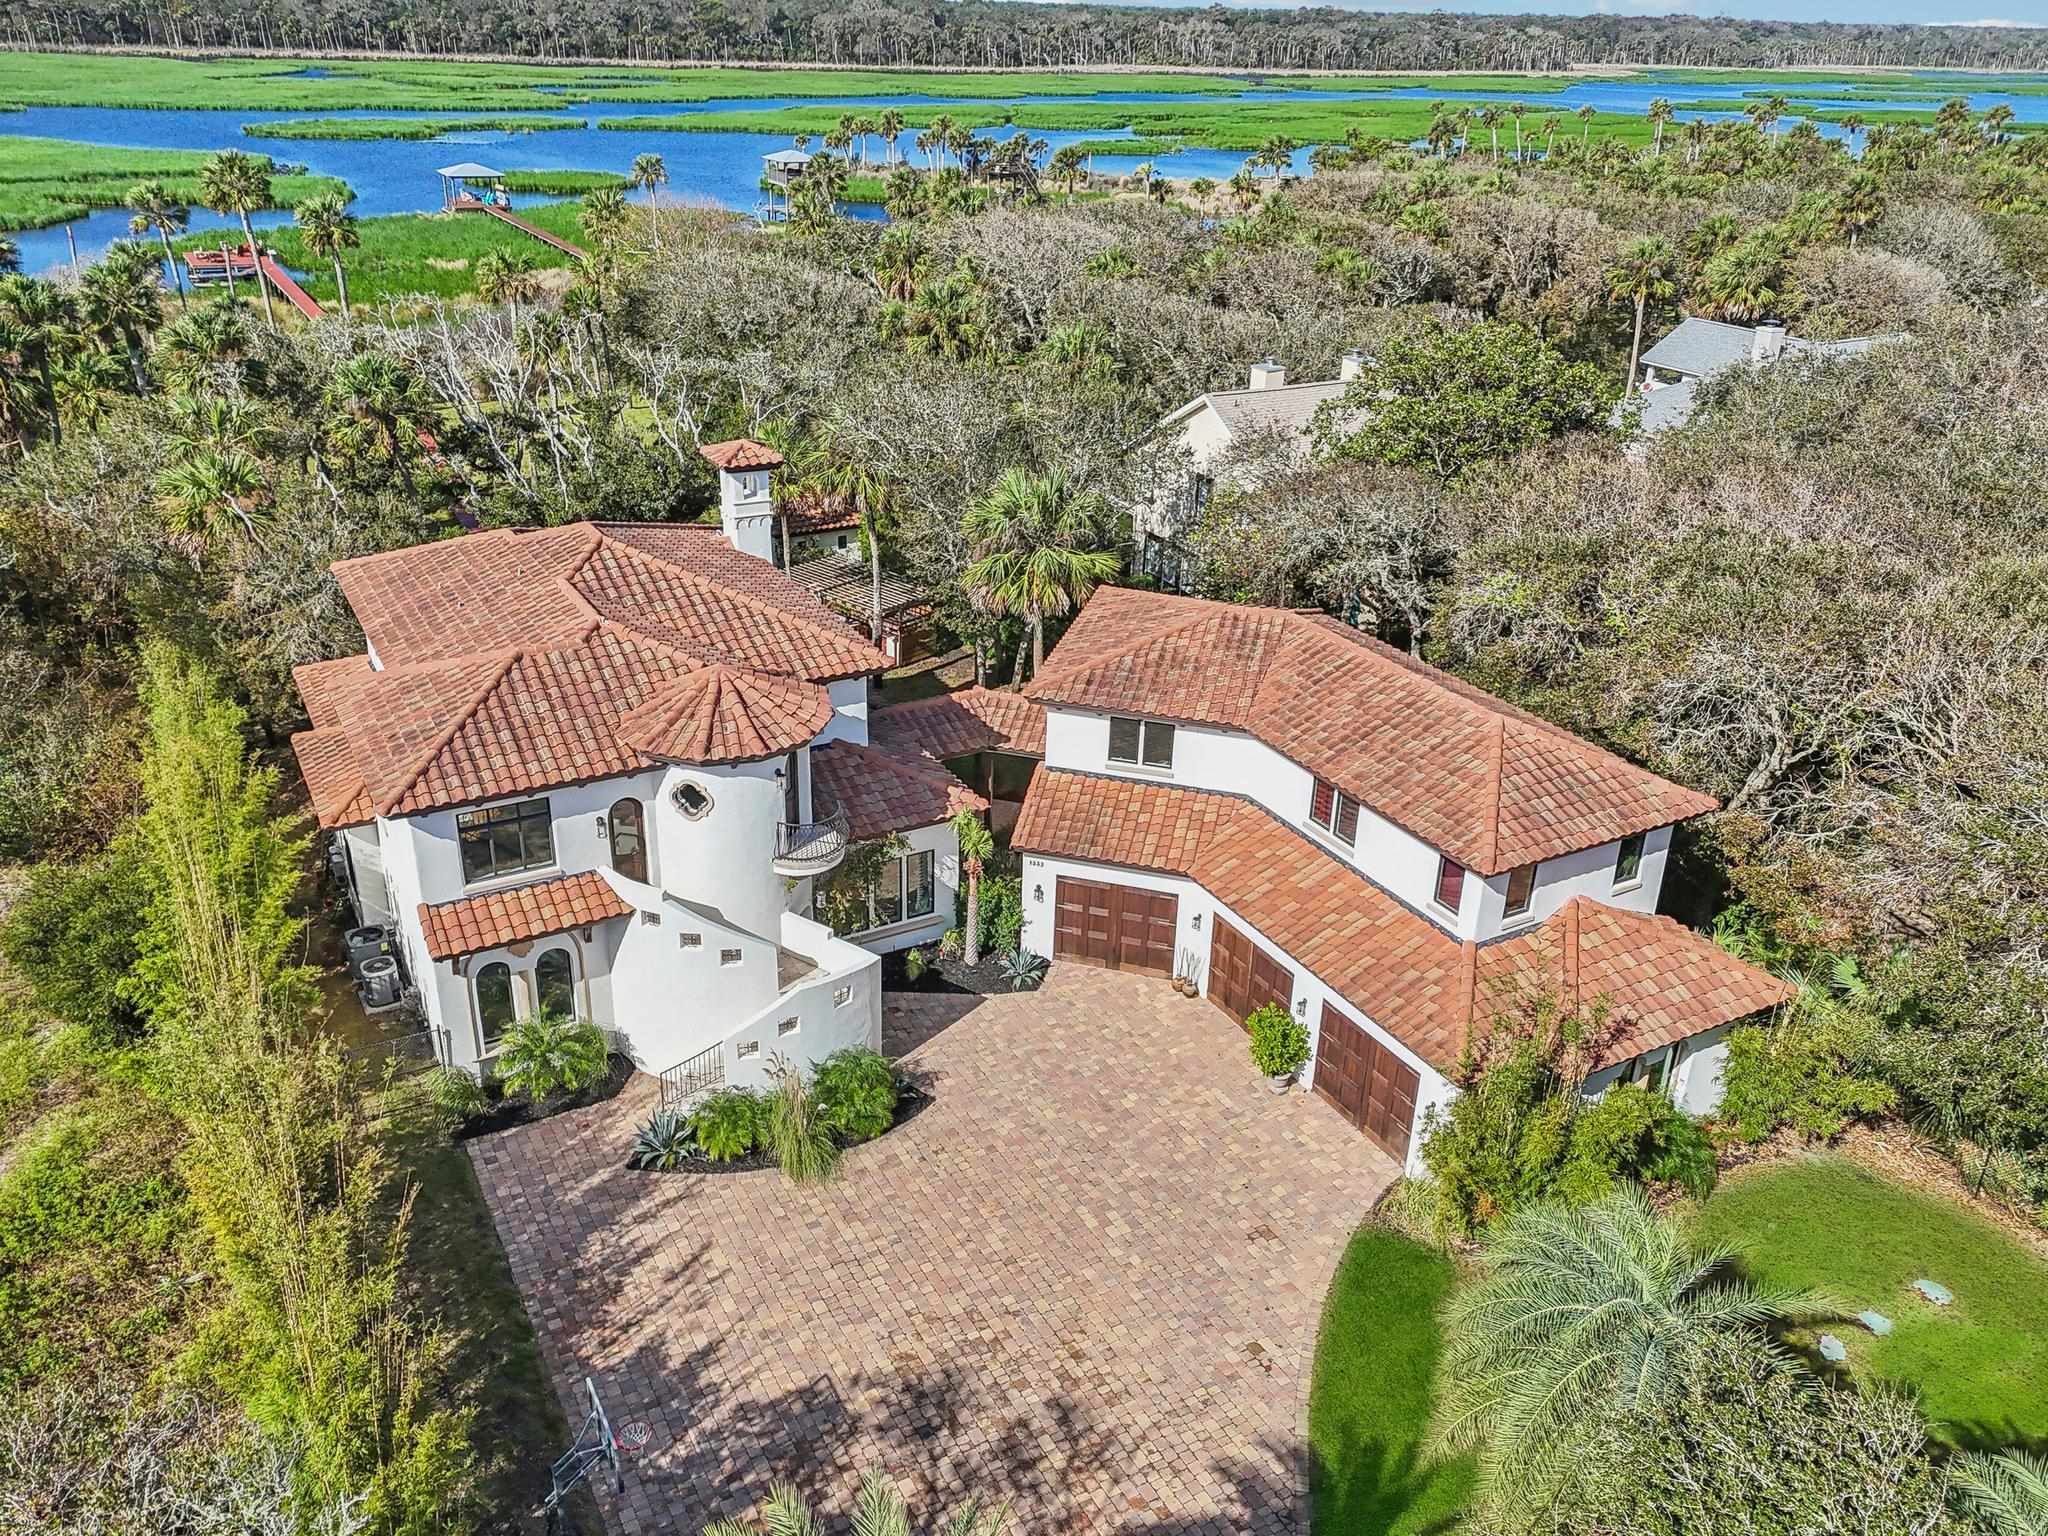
[1042, 707, 1671, 942]
[818, 676, 871, 748]
[340, 824, 396, 929]
[834, 820, 961, 955]
[718, 912, 884, 1091]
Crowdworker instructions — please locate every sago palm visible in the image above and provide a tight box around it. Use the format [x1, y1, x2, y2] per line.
[962, 467, 1120, 682]
[199, 150, 277, 331]
[702, 1470, 1008, 1536]
[1955, 1449, 2048, 1536]
[1432, 1188, 1825, 1522]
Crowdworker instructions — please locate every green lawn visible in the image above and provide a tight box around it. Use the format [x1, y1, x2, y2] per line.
[0, 134, 346, 231]
[1695, 1154, 2048, 1451]
[1307, 1226, 1477, 1535]
[174, 201, 588, 305]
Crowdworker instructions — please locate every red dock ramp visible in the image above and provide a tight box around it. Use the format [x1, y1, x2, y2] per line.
[471, 202, 586, 260]
[257, 254, 325, 320]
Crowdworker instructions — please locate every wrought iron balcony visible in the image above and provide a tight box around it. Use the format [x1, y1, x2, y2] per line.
[773, 798, 850, 877]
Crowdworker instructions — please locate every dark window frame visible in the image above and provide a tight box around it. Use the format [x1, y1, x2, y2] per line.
[534, 947, 575, 1020]
[608, 797, 647, 884]
[475, 961, 516, 1052]
[457, 798, 555, 886]
[1503, 862, 1536, 918]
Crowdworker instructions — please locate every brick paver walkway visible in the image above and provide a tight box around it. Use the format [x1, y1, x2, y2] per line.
[472, 965, 1396, 1534]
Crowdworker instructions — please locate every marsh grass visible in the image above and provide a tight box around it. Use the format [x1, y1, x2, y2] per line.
[0, 135, 346, 231]
[249, 114, 586, 140]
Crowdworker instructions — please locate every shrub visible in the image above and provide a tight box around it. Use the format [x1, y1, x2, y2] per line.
[998, 947, 1047, 992]
[1719, 1017, 1893, 1144]
[1247, 1002, 1310, 1078]
[1558, 1082, 1717, 1203]
[765, 1057, 838, 1184]
[978, 874, 1025, 955]
[1421, 1036, 1571, 1236]
[420, 1065, 487, 1136]
[903, 945, 929, 982]
[0, 847, 144, 1040]
[813, 1047, 897, 1143]
[493, 1010, 609, 1104]
[691, 1088, 768, 1162]
[629, 1107, 694, 1171]
[936, 927, 964, 960]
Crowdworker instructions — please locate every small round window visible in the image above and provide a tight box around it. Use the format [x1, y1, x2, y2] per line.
[671, 781, 713, 820]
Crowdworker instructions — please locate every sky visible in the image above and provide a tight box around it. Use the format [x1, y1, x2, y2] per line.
[1166, 0, 2048, 25]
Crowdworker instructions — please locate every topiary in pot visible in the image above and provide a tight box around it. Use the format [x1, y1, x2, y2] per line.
[1247, 1002, 1309, 1092]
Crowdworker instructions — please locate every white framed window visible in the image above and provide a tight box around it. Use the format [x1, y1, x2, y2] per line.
[736, 1040, 759, 1059]
[1614, 832, 1646, 890]
[679, 932, 702, 949]
[1433, 856, 1466, 915]
[1503, 863, 1536, 918]
[1310, 777, 1360, 845]
[777, 1017, 799, 1036]
[833, 985, 852, 1006]
[1108, 716, 1175, 771]
[474, 961, 515, 1053]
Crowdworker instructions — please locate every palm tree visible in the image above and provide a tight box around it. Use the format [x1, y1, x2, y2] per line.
[927, 113, 958, 169]
[952, 810, 994, 967]
[1835, 170, 1886, 249]
[580, 184, 628, 249]
[1433, 1190, 1824, 1521]
[125, 179, 189, 309]
[873, 223, 927, 302]
[1540, 113, 1561, 157]
[796, 450, 894, 642]
[156, 446, 268, 550]
[293, 191, 358, 321]
[1257, 134, 1296, 179]
[629, 151, 668, 250]
[1227, 167, 1258, 212]
[1982, 103, 2017, 144]
[473, 248, 540, 322]
[1576, 103, 1597, 151]
[1701, 237, 1782, 323]
[1508, 101, 1528, 162]
[877, 107, 906, 166]
[1478, 106, 1503, 163]
[962, 467, 1121, 682]
[1839, 111, 1867, 144]
[154, 297, 256, 395]
[1048, 143, 1086, 202]
[78, 240, 163, 394]
[1647, 97, 1675, 156]
[704, 1470, 1007, 1536]
[0, 275, 76, 446]
[325, 351, 430, 491]
[1955, 1450, 2048, 1536]
[1682, 115, 1711, 165]
[198, 150, 277, 331]
[1606, 237, 1677, 395]
[851, 114, 878, 168]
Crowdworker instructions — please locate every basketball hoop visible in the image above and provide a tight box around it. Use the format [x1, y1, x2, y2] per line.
[616, 1421, 653, 1453]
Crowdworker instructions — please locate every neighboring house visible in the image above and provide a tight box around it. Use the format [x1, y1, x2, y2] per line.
[291, 441, 987, 1092]
[1627, 317, 1904, 436]
[1134, 354, 1367, 592]
[1011, 588, 1793, 1172]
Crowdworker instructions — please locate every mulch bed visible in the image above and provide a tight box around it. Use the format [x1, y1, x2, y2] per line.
[880, 945, 1013, 996]
[454, 1050, 637, 1140]
[626, 1076, 934, 1176]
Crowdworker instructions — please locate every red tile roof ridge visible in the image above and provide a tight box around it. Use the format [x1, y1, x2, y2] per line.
[616, 661, 833, 765]
[372, 650, 523, 817]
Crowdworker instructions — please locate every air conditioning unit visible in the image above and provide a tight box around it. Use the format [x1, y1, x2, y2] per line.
[359, 956, 402, 1010]
[345, 926, 392, 976]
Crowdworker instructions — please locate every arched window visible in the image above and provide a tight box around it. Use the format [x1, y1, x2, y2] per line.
[534, 948, 576, 1022]
[475, 962, 515, 1053]
[608, 797, 647, 883]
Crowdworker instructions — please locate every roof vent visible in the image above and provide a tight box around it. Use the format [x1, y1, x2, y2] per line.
[1249, 358, 1287, 391]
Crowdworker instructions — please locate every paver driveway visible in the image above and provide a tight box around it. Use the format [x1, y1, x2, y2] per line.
[472, 964, 1397, 1534]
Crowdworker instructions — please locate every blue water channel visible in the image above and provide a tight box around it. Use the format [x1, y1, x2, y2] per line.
[10, 72, 2045, 276]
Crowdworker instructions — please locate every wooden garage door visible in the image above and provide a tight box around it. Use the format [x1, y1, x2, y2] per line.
[1314, 1003, 1421, 1163]
[1052, 877, 1178, 978]
[1206, 915, 1293, 1029]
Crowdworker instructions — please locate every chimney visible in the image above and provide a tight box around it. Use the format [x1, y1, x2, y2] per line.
[1750, 323, 1787, 364]
[1248, 358, 1287, 391]
[699, 439, 783, 563]
[1339, 349, 1368, 383]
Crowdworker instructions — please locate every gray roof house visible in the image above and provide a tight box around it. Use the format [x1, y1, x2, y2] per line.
[1623, 318, 1904, 438]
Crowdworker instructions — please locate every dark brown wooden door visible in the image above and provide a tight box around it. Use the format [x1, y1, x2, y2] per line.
[1052, 877, 1177, 978]
[1206, 915, 1293, 1029]
[1314, 1003, 1421, 1163]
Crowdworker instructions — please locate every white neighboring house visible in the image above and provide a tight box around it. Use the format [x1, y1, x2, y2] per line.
[1626, 317, 1904, 436]
[292, 440, 985, 1095]
[1134, 355, 1367, 592]
[1012, 588, 1793, 1173]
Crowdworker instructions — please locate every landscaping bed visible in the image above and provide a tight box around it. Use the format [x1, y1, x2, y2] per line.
[624, 1073, 933, 1176]
[453, 1049, 636, 1140]
[880, 944, 1013, 996]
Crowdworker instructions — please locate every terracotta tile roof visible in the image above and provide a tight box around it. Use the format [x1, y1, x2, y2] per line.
[291, 728, 373, 829]
[1028, 589, 1715, 875]
[812, 740, 988, 839]
[700, 439, 784, 471]
[780, 489, 861, 537]
[330, 523, 886, 682]
[871, 687, 1047, 761]
[1014, 769, 1787, 1072]
[617, 663, 834, 766]
[418, 870, 635, 962]
[293, 654, 374, 729]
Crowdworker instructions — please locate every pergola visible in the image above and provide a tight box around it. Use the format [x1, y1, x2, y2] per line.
[436, 161, 507, 209]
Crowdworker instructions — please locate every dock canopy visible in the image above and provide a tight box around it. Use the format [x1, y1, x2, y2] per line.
[436, 162, 507, 208]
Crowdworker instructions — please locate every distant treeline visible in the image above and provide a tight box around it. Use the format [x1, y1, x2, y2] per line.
[5, 5, 2048, 75]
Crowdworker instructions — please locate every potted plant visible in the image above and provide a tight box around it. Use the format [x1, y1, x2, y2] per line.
[1247, 1002, 1309, 1095]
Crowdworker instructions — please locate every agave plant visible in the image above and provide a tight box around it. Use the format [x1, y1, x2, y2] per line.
[998, 948, 1048, 992]
[629, 1107, 695, 1171]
